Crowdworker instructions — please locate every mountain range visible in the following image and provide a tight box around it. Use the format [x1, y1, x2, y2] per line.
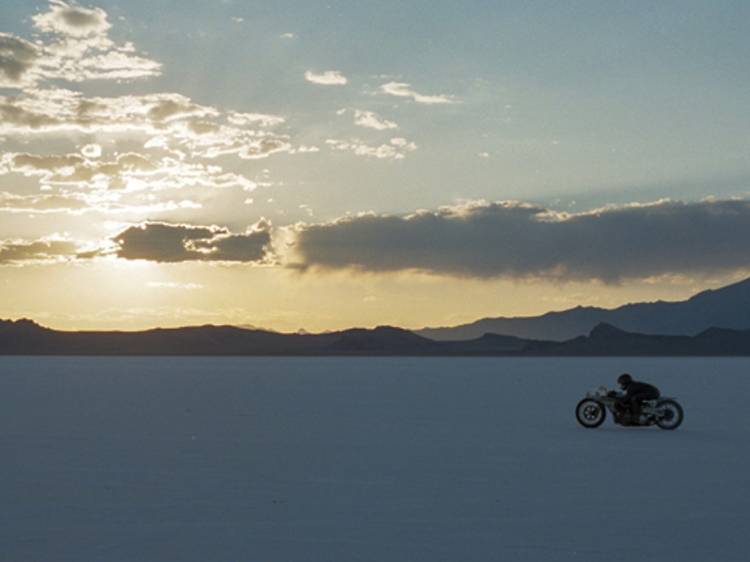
[0, 319, 531, 356]
[3, 318, 750, 356]
[418, 276, 750, 341]
[3, 276, 750, 356]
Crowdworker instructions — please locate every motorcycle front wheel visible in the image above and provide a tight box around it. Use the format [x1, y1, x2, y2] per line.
[656, 399, 684, 430]
[576, 399, 606, 428]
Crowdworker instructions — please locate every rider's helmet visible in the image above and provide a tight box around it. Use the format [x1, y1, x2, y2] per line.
[617, 373, 632, 389]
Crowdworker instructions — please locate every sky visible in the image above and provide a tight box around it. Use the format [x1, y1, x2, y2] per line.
[1, 0, 750, 332]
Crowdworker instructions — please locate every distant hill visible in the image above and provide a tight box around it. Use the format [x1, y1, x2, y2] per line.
[418, 276, 750, 341]
[527, 322, 750, 356]
[0, 320, 532, 356]
[3, 318, 750, 356]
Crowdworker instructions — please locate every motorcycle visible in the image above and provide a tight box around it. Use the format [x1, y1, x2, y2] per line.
[575, 386, 684, 430]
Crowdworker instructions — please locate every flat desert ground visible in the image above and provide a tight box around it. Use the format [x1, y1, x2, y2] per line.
[1, 357, 747, 561]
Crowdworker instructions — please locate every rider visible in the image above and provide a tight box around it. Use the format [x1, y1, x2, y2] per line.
[616, 373, 660, 422]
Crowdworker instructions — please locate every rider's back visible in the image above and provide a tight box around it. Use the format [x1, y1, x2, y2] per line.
[625, 380, 659, 398]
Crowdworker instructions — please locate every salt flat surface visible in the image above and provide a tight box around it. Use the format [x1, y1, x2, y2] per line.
[1, 357, 748, 562]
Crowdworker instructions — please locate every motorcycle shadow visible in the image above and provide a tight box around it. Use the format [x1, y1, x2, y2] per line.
[580, 423, 718, 442]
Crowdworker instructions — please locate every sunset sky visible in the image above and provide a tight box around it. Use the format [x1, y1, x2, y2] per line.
[2, 0, 750, 331]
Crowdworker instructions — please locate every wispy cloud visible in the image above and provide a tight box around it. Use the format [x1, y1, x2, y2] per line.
[352, 109, 398, 130]
[325, 137, 417, 160]
[32, 0, 112, 37]
[0, 191, 89, 214]
[0, 2, 313, 229]
[0, 190, 201, 216]
[1, 151, 256, 193]
[0, 86, 296, 216]
[0, 236, 90, 265]
[380, 81, 456, 105]
[305, 70, 348, 86]
[227, 111, 285, 127]
[1, 0, 160, 88]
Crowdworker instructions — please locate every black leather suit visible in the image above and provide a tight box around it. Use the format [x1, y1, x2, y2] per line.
[620, 380, 660, 420]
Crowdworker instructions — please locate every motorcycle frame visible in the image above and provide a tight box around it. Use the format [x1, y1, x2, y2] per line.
[585, 386, 676, 426]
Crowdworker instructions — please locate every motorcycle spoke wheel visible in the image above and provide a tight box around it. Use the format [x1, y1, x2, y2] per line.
[656, 400, 684, 430]
[576, 399, 605, 428]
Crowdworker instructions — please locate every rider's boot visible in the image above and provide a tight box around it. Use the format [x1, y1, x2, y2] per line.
[615, 402, 629, 424]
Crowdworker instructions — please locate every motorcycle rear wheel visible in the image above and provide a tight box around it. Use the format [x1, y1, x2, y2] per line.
[656, 399, 684, 430]
[576, 399, 606, 428]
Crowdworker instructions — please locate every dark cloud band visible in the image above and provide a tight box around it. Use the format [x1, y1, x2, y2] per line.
[0, 239, 81, 264]
[1, 221, 274, 266]
[290, 199, 750, 282]
[112, 221, 272, 263]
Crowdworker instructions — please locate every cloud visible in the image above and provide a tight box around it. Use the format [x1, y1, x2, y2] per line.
[0, 3, 310, 234]
[3, 151, 177, 191]
[145, 94, 219, 122]
[227, 111, 285, 127]
[353, 109, 398, 130]
[81, 143, 102, 158]
[0, 236, 87, 265]
[43, 47, 161, 83]
[32, 0, 111, 37]
[0, 33, 41, 87]
[0, 148, 257, 218]
[0, 79, 178, 130]
[0, 191, 89, 214]
[0, 89, 77, 134]
[112, 221, 273, 263]
[0, 89, 294, 163]
[0, 90, 297, 200]
[0, 219, 274, 265]
[0, 190, 201, 216]
[0, 89, 296, 219]
[168, 122, 293, 160]
[305, 70, 348, 86]
[0, 144, 265, 216]
[0, 1, 160, 88]
[380, 81, 456, 105]
[325, 137, 417, 160]
[0, 89, 294, 164]
[289, 198, 750, 282]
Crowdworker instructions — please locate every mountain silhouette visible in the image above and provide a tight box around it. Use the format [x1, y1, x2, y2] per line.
[0, 319, 529, 356]
[3, 318, 750, 356]
[525, 322, 750, 356]
[417, 276, 750, 341]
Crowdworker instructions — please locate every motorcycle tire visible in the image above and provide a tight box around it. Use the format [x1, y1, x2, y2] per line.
[576, 399, 606, 428]
[656, 399, 684, 430]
